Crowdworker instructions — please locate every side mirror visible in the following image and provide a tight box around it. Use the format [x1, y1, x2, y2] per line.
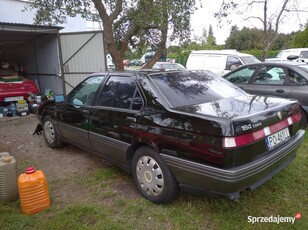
[72, 98, 83, 106]
[287, 55, 299, 60]
[54, 94, 65, 103]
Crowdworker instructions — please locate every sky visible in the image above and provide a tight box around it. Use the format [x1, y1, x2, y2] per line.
[191, 0, 308, 45]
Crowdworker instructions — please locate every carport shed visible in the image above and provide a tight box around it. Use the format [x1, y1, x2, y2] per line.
[0, 22, 64, 95]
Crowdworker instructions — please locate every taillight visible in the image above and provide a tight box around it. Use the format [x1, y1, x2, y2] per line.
[223, 112, 302, 148]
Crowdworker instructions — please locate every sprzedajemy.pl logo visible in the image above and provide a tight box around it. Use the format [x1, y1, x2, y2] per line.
[248, 212, 302, 224]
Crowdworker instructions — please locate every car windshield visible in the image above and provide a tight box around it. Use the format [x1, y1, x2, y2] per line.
[153, 63, 186, 70]
[240, 56, 261, 64]
[300, 51, 308, 58]
[150, 71, 246, 108]
[298, 64, 308, 73]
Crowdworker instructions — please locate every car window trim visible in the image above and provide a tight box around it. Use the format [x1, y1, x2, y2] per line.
[91, 105, 141, 114]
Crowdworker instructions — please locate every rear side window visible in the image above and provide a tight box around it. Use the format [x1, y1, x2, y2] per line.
[288, 69, 308, 85]
[254, 66, 285, 85]
[98, 76, 143, 110]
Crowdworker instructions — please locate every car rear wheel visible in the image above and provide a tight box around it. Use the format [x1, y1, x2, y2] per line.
[43, 116, 64, 148]
[131, 146, 179, 204]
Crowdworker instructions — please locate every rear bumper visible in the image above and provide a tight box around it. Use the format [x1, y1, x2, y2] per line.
[161, 129, 305, 199]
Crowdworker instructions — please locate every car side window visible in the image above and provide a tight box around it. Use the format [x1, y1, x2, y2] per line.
[224, 66, 256, 84]
[288, 69, 308, 85]
[300, 51, 308, 59]
[254, 66, 285, 85]
[98, 76, 143, 110]
[226, 56, 242, 70]
[68, 76, 105, 106]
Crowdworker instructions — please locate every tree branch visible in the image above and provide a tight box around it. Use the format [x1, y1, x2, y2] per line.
[109, 0, 123, 22]
[245, 16, 264, 23]
[275, 0, 288, 33]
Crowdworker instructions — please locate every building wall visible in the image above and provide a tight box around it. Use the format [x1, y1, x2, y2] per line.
[0, 0, 97, 33]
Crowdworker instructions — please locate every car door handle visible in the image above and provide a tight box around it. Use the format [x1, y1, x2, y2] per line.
[82, 109, 90, 114]
[276, 89, 285, 93]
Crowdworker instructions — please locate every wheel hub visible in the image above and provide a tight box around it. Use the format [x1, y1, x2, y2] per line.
[144, 171, 153, 183]
[136, 156, 164, 196]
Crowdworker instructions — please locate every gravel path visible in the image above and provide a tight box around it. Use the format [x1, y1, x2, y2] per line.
[0, 115, 139, 206]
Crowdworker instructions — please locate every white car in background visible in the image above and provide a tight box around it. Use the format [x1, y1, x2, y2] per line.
[265, 48, 308, 63]
[186, 50, 260, 76]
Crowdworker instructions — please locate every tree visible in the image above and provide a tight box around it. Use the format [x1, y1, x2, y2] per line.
[215, 0, 308, 60]
[201, 28, 207, 46]
[26, 0, 198, 70]
[225, 27, 263, 50]
[206, 24, 216, 46]
[292, 25, 308, 48]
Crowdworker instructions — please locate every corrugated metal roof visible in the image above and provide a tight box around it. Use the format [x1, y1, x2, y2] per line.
[0, 22, 63, 32]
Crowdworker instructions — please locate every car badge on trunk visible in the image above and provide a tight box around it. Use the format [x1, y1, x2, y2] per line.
[277, 111, 282, 120]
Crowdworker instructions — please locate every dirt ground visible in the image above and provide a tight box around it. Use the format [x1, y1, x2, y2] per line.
[0, 115, 139, 206]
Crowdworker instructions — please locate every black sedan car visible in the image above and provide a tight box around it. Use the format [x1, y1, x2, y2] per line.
[223, 62, 308, 126]
[37, 70, 305, 203]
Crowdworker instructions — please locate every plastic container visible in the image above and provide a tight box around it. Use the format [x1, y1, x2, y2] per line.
[18, 167, 50, 215]
[9, 102, 16, 117]
[0, 152, 19, 203]
[0, 106, 8, 116]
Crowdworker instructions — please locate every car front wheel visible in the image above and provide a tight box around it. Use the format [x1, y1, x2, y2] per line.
[43, 116, 64, 148]
[132, 146, 179, 204]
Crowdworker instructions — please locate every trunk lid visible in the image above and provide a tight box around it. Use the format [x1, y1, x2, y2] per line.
[174, 95, 300, 136]
[174, 95, 302, 168]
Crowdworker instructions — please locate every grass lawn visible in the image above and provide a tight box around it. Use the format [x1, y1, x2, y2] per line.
[1, 132, 307, 230]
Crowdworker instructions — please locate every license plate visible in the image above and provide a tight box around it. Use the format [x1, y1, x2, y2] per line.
[4, 96, 24, 102]
[265, 128, 290, 150]
[21, 112, 27, 116]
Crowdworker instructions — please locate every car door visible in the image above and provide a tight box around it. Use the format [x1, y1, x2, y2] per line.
[88, 74, 144, 165]
[56, 75, 105, 150]
[246, 65, 291, 98]
[286, 67, 308, 107]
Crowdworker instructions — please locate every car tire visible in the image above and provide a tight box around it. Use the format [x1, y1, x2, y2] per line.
[43, 115, 64, 148]
[300, 108, 307, 129]
[131, 146, 179, 204]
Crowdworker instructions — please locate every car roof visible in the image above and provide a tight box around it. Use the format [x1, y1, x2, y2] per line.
[238, 61, 308, 68]
[89, 69, 184, 77]
[279, 48, 308, 52]
[190, 49, 253, 56]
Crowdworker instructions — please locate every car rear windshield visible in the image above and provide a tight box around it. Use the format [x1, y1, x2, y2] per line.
[240, 56, 261, 64]
[150, 71, 246, 108]
[298, 65, 308, 73]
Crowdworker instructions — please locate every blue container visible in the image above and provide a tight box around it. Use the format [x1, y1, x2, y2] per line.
[9, 103, 16, 117]
[0, 107, 8, 116]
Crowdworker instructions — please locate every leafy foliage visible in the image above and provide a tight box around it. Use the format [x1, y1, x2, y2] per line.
[26, 0, 198, 70]
[225, 27, 293, 51]
[215, 0, 308, 60]
[292, 26, 308, 48]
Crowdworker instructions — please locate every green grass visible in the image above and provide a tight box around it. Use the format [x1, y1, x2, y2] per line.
[1, 133, 308, 229]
